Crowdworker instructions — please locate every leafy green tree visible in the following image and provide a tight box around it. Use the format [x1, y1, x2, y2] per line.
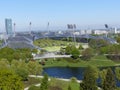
[13, 52, 20, 60]
[27, 61, 42, 75]
[89, 39, 108, 49]
[106, 44, 120, 60]
[15, 68, 28, 81]
[81, 48, 94, 60]
[40, 74, 49, 90]
[0, 60, 10, 70]
[71, 47, 80, 59]
[80, 66, 98, 90]
[65, 45, 72, 55]
[32, 49, 38, 54]
[0, 47, 15, 64]
[102, 68, 116, 90]
[116, 36, 120, 43]
[11, 60, 28, 81]
[108, 44, 120, 54]
[99, 46, 109, 54]
[65, 45, 80, 59]
[115, 67, 120, 81]
[0, 69, 23, 90]
[79, 44, 83, 50]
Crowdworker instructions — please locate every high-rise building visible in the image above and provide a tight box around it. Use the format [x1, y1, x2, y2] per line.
[5, 19, 13, 36]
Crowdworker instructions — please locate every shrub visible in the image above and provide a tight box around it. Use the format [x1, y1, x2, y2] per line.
[70, 77, 77, 83]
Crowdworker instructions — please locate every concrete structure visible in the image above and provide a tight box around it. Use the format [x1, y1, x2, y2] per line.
[80, 29, 92, 35]
[92, 29, 108, 35]
[5, 18, 13, 37]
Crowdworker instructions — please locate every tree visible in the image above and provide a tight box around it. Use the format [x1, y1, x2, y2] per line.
[0, 69, 23, 90]
[115, 67, 120, 81]
[116, 36, 120, 43]
[32, 49, 38, 54]
[99, 69, 107, 85]
[0, 60, 10, 70]
[106, 44, 120, 61]
[65, 45, 80, 59]
[11, 60, 29, 81]
[71, 47, 80, 59]
[99, 46, 109, 54]
[65, 45, 72, 55]
[79, 44, 83, 50]
[80, 66, 98, 90]
[81, 48, 93, 60]
[89, 39, 108, 49]
[40, 74, 49, 90]
[68, 85, 71, 90]
[0, 47, 15, 64]
[15, 68, 28, 81]
[102, 68, 116, 90]
[27, 61, 42, 75]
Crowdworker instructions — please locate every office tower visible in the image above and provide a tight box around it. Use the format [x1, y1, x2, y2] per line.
[5, 18, 13, 36]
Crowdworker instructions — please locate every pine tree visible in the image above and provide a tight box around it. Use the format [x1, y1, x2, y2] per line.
[102, 68, 116, 90]
[40, 74, 49, 90]
[80, 66, 98, 90]
[68, 85, 71, 90]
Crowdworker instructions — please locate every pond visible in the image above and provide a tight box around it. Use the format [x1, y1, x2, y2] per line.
[43, 67, 120, 87]
[43, 67, 85, 79]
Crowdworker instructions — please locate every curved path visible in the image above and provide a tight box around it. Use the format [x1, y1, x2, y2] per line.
[34, 54, 71, 59]
[24, 75, 101, 90]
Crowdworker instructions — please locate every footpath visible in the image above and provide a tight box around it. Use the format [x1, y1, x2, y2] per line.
[24, 75, 101, 90]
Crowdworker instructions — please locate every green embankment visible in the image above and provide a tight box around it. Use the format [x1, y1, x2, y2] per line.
[34, 39, 88, 52]
[41, 55, 120, 68]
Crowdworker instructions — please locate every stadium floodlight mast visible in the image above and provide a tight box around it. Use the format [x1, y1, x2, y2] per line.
[13, 23, 16, 37]
[104, 24, 109, 37]
[67, 24, 76, 45]
[47, 22, 49, 39]
[29, 22, 32, 35]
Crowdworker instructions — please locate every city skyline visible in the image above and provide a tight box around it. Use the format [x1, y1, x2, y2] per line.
[0, 0, 120, 31]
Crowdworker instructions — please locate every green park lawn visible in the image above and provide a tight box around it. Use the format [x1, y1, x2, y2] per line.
[41, 55, 120, 68]
[43, 46, 63, 52]
[34, 39, 88, 52]
[28, 77, 80, 90]
[49, 78, 79, 90]
[24, 77, 41, 88]
[34, 39, 73, 48]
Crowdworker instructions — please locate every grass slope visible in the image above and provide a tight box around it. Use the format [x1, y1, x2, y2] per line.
[41, 55, 120, 68]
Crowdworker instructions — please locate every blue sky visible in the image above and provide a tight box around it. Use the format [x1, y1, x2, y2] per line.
[0, 0, 120, 31]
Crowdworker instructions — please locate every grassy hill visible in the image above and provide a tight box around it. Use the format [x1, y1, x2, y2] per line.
[33, 39, 88, 52]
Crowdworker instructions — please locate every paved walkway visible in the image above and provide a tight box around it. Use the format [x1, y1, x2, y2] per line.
[34, 54, 71, 59]
[29, 75, 81, 83]
[24, 83, 41, 90]
[24, 75, 101, 90]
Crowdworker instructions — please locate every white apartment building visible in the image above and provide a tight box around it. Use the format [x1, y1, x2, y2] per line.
[92, 30, 108, 35]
